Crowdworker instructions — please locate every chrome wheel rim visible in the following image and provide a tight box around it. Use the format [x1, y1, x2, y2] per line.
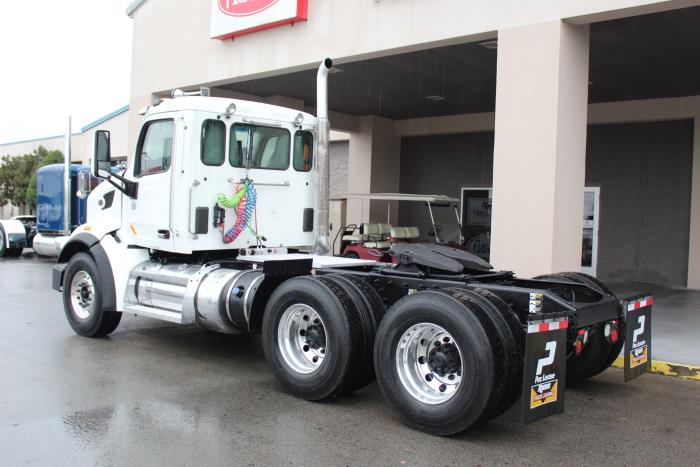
[277, 304, 327, 374]
[396, 323, 463, 405]
[70, 271, 95, 320]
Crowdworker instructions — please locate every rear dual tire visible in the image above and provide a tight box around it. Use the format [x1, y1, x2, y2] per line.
[374, 289, 523, 436]
[534, 272, 623, 385]
[262, 274, 385, 401]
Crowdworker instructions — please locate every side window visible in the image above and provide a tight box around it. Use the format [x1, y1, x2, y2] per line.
[135, 119, 174, 176]
[293, 131, 313, 172]
[201, 119, 225, 166]
[229, 124, 250, 168]
[229, 125, 290, 170]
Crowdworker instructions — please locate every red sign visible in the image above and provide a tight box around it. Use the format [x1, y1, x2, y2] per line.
[211, 0, 308, 39]
[217, 0, 280, 17]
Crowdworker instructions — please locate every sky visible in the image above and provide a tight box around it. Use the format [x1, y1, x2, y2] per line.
[0, 1, 132, 143]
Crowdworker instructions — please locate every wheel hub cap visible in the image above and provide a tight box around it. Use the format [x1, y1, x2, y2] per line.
[396, 323, 463, 405]
[70, 270, 95, 320]
[277, 304, 327, 375]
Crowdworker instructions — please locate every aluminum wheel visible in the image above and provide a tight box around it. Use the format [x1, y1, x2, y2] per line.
[396, 323, 463, 405]
[70, 270, 95, 320]
[277, 304, 327, 374]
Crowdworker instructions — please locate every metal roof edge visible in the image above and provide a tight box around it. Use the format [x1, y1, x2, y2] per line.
[0, 133, 79, 148]
[80, 105, 129, 133]
[126, 0, 148, 17]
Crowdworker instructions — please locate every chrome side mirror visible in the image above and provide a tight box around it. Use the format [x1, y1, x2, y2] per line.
[76, 170, 91, 199]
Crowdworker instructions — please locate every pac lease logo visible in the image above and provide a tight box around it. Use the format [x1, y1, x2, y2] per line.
[530, 341, 558, 409]
[629, 315, 648, 368]
[522, 318, 567, 424]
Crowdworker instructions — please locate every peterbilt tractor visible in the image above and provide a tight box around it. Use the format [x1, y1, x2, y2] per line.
[51, 58, 652, 436]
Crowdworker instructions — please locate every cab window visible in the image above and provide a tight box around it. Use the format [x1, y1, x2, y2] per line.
[293, 131, 313, 172]
[201, 119, 225, 166]
[229, 124, 290, 170]
[135, 119, 174, 176]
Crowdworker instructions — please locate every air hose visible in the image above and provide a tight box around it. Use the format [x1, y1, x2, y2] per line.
[216, 178, 258, 244]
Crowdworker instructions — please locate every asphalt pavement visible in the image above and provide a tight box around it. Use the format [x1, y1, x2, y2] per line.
[1, 253, 698, 466]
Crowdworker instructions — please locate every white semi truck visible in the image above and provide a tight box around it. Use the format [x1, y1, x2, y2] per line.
[52, 59, 653, 436]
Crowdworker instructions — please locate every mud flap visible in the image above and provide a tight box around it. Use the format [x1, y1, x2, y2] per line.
[623, 294, 653, 382]
[522, 315, 569, 425]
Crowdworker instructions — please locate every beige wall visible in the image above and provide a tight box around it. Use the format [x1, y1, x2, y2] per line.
[490, 21, 590, 278]
[127, 0, 700, 148]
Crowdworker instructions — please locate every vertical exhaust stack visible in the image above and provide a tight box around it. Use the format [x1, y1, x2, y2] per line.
[313, 58, 333, 255]
[63, 116, 72, 236]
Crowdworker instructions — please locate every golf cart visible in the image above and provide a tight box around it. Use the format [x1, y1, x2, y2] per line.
[332, 193, 465, 261]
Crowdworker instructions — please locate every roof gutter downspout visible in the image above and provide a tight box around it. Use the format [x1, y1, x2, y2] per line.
[313, 58, 333, 255]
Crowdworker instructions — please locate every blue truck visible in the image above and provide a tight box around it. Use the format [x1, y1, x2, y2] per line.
[0, 164, 90, 257]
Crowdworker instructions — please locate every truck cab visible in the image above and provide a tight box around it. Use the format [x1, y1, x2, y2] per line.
[88, 96, 319, 255]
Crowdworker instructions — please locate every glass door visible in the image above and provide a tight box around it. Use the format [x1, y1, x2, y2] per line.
[460, 188, 492, 261]
[581, 187, 600, 276]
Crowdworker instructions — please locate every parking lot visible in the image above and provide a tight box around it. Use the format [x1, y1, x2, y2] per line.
[1, 254, 699, 466]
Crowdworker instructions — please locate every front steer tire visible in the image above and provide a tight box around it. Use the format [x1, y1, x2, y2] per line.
[62, 252, 121, 337]
[374, 291, 495, 436]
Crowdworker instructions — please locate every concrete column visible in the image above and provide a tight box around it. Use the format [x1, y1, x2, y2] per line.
[346, 116, 401, 224]
[687, 115, 700, 288]
[490, 21, 590, 278]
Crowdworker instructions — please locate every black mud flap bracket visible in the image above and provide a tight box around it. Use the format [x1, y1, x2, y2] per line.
[623, 294, 653, 382]
[522, 313, 569, 425]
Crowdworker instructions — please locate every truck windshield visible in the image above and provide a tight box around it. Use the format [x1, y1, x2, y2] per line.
[229, 124, 290, 170]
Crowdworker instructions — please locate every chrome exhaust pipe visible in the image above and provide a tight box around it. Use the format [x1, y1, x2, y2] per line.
[63, 116, 72, 236]
[313, 58, 332, 255]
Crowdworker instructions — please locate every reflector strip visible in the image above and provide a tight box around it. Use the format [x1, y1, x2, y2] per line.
[528, 320, 569, 333]
[627, 296, 653, 312]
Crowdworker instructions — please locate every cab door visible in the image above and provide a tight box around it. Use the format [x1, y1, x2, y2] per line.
[126, 115, 177, 251]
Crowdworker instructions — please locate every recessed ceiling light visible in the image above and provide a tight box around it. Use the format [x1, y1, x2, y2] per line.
[479, 40, 498, 50]
[425, 95, 445, 101]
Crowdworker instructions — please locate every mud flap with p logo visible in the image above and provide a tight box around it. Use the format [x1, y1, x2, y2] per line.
[623, 294, 653, 382]
[521, 316, 568, 425]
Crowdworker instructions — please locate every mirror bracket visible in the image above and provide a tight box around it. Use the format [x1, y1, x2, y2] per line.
[93, 129, 138, 199]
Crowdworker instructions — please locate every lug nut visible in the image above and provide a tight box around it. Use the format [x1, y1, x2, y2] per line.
[303, 345, 309, 352]
[303, 315, 309, 321]
[300, 330, 306, 336]
[439, 384, 446, 392]
[425, 374, 433, 382]
[443, 336, 450, 343]
[418, 356, 426, 364]
[313, 318, 320, 324]
[434, 341, 441, 347]
[312, 356, 318, 363]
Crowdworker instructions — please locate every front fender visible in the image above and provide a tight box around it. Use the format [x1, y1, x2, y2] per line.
[53, 232, 117, 312]
[0, 219, 27, 248]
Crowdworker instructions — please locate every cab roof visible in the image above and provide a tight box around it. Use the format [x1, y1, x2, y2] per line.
[144, 96, 318, 126]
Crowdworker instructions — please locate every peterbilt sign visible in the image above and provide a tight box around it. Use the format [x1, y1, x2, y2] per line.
[211, 0, 308, 39]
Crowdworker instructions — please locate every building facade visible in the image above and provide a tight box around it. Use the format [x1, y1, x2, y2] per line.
[125, 0, 700, 287]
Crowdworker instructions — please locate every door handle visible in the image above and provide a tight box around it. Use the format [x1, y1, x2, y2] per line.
[157, 229, 170, 239]
[188, 180, 201, 238]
